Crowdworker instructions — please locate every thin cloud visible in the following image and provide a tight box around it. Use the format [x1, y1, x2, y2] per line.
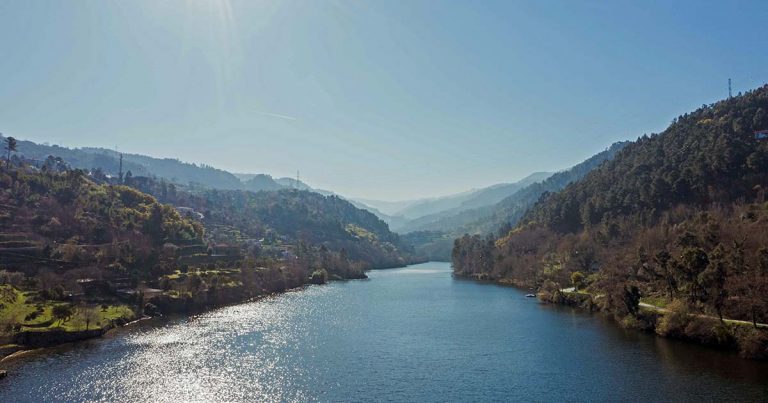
[255, 111, 298, 121]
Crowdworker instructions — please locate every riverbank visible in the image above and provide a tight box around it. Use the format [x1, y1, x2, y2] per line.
[0, 262, 398, 374]
[4, 262, 767, 401]
[454, 272, 768, 360]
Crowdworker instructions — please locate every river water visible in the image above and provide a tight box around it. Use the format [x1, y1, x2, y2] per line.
[1, 262, 766, 402]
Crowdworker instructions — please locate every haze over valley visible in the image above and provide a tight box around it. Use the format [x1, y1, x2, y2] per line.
[2, 1, 768, 401]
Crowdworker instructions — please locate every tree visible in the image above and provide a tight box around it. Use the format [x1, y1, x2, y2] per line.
[741, 248, 768, 328]
[571, 271, 585, 290]
[52, 304, 73, 325]
[699, 244, 727, 321]
[4, 136, 17, 166]
[79, 304, 100, 330]
[653, 249, 677, 298]
[678, 247, 709, 305]
[143, 204, 165, 244]
[623, 285, 641, 317]
[187, 273, 203, 293]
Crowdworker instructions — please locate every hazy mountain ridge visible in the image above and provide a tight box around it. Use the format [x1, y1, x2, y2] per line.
[398, 143, 628, 260]
[382, 172, 550, 222]
[6, 139, 291, 193]
[393, 171, 553, 232]
[454, 141, 629, 235]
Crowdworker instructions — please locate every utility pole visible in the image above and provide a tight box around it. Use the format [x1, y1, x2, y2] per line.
[728, 78, 732, 99]
[295, 170, 300, 190]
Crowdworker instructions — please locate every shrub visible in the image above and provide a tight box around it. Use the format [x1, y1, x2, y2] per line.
[537, 280, 561, 303]
[23, 311, 40, 322]
[620, 315, 645, 330]
[310, 269, 328, 285]
[571, 271, 585, 290]
[735, 328, 768, 359]
[683, 317, 733, 347]
[656, 300, 691, 338]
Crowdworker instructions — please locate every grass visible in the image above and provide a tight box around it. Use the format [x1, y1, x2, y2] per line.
[21, 304, 136, 332]
[640, 295, 670, 309]
[0, 286, 53, 326]
[0, 285, 135, 333]
[346, 224, 376, 241]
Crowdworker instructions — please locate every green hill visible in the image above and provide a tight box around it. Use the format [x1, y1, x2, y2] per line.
[453, 85, 768, 358]
[402, 143, 627, 260]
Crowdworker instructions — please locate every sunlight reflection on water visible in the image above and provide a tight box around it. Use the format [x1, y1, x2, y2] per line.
[2, 262, 767, 402]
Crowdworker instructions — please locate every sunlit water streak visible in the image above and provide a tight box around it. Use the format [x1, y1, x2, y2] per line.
[1, 262, 767, 402]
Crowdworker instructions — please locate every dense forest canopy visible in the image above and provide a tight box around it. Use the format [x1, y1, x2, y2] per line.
[453, 85, 768, 358]
[125, 175, 416, 270]
[0, 165, 203, 277]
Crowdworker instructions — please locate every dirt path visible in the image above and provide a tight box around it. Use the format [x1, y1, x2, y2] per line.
[638, 302, 768, 329]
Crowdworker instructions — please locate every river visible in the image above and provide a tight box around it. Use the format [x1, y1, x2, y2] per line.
[1, 262, 766, 402]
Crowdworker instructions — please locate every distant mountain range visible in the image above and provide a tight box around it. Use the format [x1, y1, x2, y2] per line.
[403, 142, 629, 235]
[4, 135, 626, 263]
[6, 136, 559, 236]
[398, 142, 629, 260]
[6, 138, 311, 193]
[356, 173, 546, 220]
[386, 172, 552, 232]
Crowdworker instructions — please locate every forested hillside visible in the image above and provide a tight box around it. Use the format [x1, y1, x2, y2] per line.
[453, 85, 768, 358]
[402, 143, 627, 260]
[0, 165, 203, 278]
[0, 158, 418, 350]
[405, 143, 627, 235]
[126, 176, 417, 271]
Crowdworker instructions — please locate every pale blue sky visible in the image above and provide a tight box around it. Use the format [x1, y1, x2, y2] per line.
[1, 1, 766, 200]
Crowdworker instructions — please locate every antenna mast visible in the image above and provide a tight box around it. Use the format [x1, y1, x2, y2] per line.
[296, 170, 300, 189]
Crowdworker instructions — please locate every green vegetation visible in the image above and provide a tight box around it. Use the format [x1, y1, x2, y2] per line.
[453, 84, 768, 359]
[0, 153, 419, 351]
[310, 269, 329, 285]
[0, 285, 134, 334]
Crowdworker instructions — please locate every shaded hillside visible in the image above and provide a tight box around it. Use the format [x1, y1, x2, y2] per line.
[453, 85, 768, 358]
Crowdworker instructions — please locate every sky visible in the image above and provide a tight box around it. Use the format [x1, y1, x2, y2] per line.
[1, 0, 767, 201]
